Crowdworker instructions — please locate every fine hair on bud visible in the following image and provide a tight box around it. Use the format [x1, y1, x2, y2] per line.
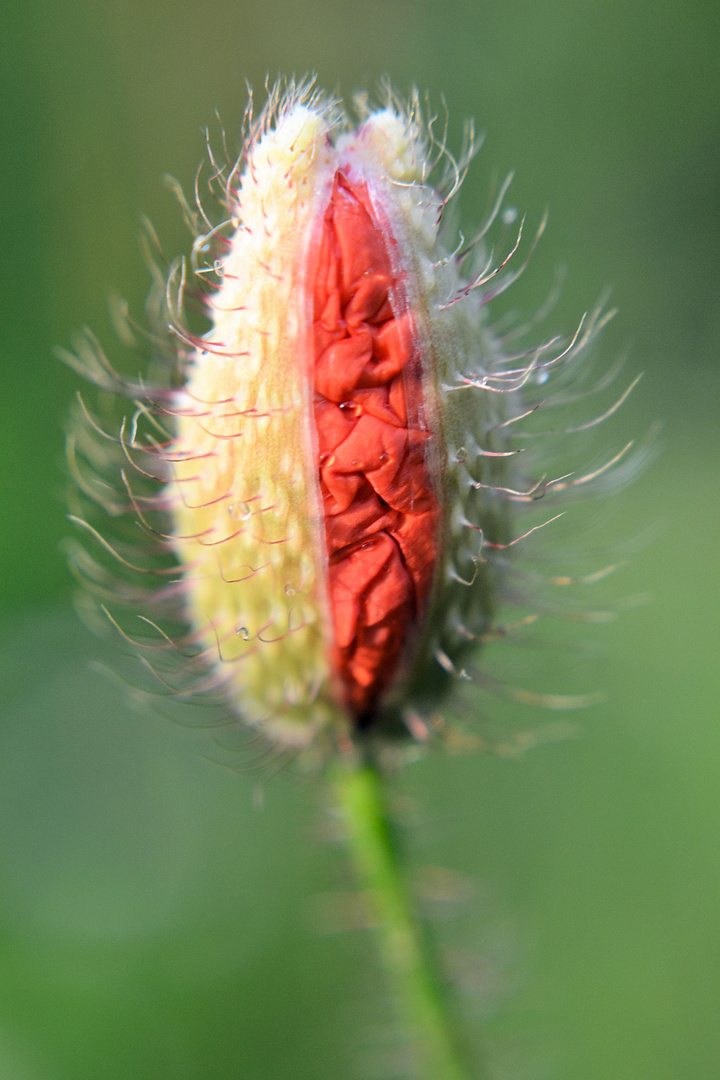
[63, 78, 645, 765]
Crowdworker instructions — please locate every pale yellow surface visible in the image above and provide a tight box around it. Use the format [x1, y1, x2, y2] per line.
[170, 104, 340, 744]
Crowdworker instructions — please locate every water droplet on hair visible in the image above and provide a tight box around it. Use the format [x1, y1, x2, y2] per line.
[228, 500, 252, 521]
[236, 626, 249, 640]
[455, 446, 468, 463]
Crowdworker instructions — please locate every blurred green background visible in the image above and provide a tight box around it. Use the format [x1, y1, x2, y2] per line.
[1, 0, 719, 1077]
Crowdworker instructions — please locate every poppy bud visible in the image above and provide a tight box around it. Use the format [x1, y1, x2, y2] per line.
[67, 83, 631, 752]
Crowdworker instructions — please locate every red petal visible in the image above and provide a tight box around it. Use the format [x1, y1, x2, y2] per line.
[312, 171, 441, 718]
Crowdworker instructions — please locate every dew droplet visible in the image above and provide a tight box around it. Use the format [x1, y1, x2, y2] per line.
[535, 369, 549, 385]
[339, 400, 361, 416]
[284, 583, 296, 597]
[319, 452, 335, 468]
[236, 626, 249, 640]
[228, 499, 252, 522]
[502, 206, 518, 225]
[455, 446, 468, 464]
[378, 452, 389, 463]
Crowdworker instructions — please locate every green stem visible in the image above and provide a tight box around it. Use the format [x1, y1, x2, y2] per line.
[332, 753, 486, 1080]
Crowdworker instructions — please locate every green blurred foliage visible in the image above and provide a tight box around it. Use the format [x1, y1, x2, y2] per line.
[1, 0, 719, 1077]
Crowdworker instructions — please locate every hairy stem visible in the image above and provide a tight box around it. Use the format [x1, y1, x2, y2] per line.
[333, 754, 486, 1080]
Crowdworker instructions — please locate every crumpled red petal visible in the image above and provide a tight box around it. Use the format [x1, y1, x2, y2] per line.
[312, 172, 441, 719]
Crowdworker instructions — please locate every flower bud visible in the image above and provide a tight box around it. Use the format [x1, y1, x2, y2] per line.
[66, 83, 634, 752]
